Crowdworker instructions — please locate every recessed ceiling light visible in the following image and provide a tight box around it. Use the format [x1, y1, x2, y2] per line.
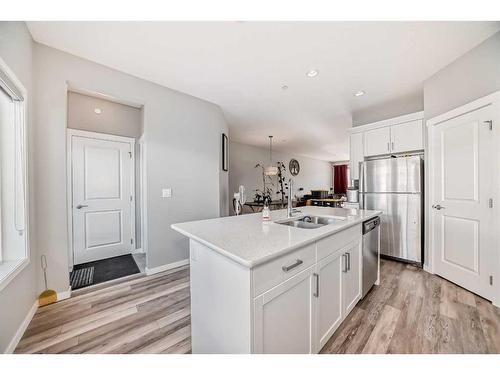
[94, 108, 102, 114]
[281, 85, 289, 90]
[354, 91, 365, 97]
[306, 69, 319, 78]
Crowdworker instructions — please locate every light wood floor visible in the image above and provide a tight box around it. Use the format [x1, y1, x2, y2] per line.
[15, 259, 500, 354]
[320, 260, 500, 354]
[15, 265, 192, 354]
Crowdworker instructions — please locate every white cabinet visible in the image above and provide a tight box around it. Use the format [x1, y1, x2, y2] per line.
[254, 238, 363, 354]
[315, 251, 343, 349]
[349, 112, 424, 170]
[364, 126, 391, 157]
[253, 266, 316, 354]
[391, 119, 423, 153]
[342, 240, 362, 316]
[349, 132, 364, 180]
[188, 224, 368, 354]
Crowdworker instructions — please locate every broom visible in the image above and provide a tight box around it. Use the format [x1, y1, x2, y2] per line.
[38, 255, 57, 306]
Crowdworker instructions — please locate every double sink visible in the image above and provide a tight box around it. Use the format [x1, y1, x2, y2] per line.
[277, 215, 346, 229]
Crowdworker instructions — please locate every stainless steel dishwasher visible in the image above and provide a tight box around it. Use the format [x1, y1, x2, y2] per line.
[362, 216, 380, 298]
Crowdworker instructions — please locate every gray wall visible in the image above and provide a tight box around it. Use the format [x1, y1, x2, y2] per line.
[229, 141, 332, 215]
[34, 42, 228, 293]
[67, 91, 144, 249]
[67, 91, 143, 137]
[352, 90, 424, 126]
[0, 22, 37, 353]
[423, 31, 500, 119]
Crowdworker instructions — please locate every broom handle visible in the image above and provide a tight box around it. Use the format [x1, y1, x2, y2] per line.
[41, 255, 48, 290]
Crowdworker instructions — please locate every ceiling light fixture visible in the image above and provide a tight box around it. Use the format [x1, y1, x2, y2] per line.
[281, 85, 288, 90]
[354, 91, 365, 97]
[94, 108, 102, 114]
[264, 136, 278, 176]
[306, 69, 319, 78]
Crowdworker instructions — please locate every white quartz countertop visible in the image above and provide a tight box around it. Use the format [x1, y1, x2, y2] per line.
[171, 207, 382, 268]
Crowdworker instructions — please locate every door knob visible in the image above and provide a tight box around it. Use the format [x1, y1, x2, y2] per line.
[76, 204, 88, 209]
[432, 204, 445, 210]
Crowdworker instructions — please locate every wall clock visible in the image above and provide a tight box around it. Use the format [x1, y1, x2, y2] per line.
[289, 159, 300, 176]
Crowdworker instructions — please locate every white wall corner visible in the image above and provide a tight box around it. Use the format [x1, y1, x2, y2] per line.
[145, 259, 189, 276]
[4, 300, 38, 353]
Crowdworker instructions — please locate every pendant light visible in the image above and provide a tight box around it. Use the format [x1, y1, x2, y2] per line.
[264, 135, 278, 176]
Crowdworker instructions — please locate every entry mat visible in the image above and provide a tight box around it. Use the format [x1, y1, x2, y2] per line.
[70, 254, 140, 290]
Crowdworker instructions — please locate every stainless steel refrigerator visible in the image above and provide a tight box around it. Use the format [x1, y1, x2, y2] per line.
[359, 155, 423, 264]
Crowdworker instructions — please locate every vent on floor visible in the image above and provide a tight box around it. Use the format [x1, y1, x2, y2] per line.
[70, 266, 95, 289]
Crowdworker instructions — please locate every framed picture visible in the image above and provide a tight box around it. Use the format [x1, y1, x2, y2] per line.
[222, 133, 228, 171]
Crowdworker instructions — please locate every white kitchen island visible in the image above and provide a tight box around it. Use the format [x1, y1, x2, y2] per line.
[171, 206, 382, 354]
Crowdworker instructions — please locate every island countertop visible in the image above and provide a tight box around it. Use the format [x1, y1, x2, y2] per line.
[171, 206, 382, 269]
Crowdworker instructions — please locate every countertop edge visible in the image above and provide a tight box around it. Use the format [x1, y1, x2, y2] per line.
[171, 210, 382, 269]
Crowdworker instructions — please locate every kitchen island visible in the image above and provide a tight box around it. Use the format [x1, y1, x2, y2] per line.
[171, 206, 382, 353]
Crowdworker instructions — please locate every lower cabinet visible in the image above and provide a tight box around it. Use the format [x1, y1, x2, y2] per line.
[253, 266, 316, 354]
[342, 240, 362, 317]
[316, 250, 343, 350]
[253, 239, 362, 353]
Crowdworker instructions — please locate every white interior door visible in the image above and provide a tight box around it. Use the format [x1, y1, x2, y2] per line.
[71, 131, 134, 265]
[431, 105, 498, 301]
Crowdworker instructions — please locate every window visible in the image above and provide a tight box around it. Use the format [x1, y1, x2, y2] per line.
[0, 57, 29, 291]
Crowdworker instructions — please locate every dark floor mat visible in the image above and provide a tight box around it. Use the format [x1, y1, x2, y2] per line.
[70, 254, 140, 290]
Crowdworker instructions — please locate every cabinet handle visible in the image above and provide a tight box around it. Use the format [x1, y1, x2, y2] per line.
[282, 259, 303, 272]
[347, 252, 351, 271]
[313, 273, 319, 297]
[387, 142, 390, 151]
[342, 254, 348, 273]
[391, 141, 394, 151]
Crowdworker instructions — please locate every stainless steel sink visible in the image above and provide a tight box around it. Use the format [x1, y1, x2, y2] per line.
[278, 215, 346, 229]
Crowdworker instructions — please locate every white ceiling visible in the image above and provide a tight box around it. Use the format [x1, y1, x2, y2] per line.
[27, 21, 500, 161]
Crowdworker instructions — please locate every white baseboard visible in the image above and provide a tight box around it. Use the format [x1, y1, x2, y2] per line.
[5, 300, 38, 353]
[131, 248, 144, 254]
[145, 259, 189, 276]
[57, 287, 72, 301]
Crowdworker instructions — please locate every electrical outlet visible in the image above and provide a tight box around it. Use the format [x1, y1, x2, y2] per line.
[162, 188, 172, 198]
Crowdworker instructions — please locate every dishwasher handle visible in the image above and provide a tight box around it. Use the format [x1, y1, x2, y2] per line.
[363, 217, 380, 234]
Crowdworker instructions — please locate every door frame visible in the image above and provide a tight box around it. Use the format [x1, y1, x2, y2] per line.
[425, 90, 500, 307]
[66, 129, 136, 270]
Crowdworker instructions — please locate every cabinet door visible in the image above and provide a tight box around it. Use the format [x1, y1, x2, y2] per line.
[349, 133, 364, 180]
[342, 240, 362, 317]
[253, 266, 316, 353]
[391, 119, 424, 153]
[316, 251, 343, 350]
[364, 127, 391, 157]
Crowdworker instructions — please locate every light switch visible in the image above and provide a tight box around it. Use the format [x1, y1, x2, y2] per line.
[162, 188, 172, 198]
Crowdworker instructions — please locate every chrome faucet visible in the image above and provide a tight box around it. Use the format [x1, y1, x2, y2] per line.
[287, 178, 300, 218]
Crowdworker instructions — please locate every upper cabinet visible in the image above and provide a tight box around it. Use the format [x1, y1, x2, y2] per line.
[349, 112, 424, 168]
[391, 119, 424, 154]
[349, 132, 364, 180]
[364, 126, 391, 157]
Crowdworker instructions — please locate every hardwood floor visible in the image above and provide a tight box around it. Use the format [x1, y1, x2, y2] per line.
[15, 259, 500, 354]
[15, 265, 192, 354]
[320, 259, 500, 354]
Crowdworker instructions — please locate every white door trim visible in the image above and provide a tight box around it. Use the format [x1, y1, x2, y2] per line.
[66, 129, 136, 269]
[139, 134, 148, 259]
[426, 90, 500, 307]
